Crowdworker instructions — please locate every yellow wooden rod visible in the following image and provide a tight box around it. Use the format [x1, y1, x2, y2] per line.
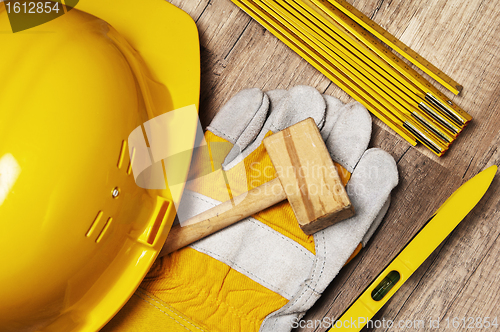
[268, 0, 456, 144]
[232, 0, 418, 145]
[326, 0, 463, 95]
[236, 0, 450, 155]
[256, 0, 449, 152]
[306, 0, 471, 125]
[282, 0, 463, 137]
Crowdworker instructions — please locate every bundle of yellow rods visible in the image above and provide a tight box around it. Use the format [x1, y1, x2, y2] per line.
[232, 0, 472, 156]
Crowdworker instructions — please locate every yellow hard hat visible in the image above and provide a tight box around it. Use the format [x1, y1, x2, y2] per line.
[0, 1, 199, 331]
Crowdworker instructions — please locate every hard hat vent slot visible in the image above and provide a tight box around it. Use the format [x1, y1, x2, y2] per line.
[86, 211, 103, 237]
[127, 147, 135, 175]
[117, 140, 127, 169]
[147, 201, 169, 245]
[96, 217, 113, 243]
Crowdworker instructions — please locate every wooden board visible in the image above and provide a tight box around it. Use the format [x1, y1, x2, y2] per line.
[264, 118, 354, 234]
[166, 0, 500, 330]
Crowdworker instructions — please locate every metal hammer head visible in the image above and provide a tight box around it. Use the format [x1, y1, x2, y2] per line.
[263, 118, 354, 234]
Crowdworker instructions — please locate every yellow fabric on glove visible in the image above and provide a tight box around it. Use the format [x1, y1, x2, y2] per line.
[104, 248, 288, 332]
[103, 126, 350, 332]
[187, 131, 318, 253]
[186, 131, 350, 253]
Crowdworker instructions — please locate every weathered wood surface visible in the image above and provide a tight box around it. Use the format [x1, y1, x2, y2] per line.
[167, 0, 500, 330]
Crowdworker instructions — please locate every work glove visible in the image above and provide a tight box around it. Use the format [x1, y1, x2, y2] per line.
[103, 86, 398, 332]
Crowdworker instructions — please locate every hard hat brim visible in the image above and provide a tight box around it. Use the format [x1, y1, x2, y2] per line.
[52, 1, 200, 331]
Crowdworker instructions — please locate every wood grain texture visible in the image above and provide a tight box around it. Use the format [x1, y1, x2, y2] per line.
[166, 0, 500, 330]
[162, 177, 285, 254]
[264, 118, 354, 234]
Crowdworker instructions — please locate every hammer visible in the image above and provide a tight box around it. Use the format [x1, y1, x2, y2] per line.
[163, 118, 354, 254]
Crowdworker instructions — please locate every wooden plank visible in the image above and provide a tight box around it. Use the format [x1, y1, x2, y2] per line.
[292, 0, 500, 321]
[371, 137, 500, 331]
[297, 145, 461, 330]
[376, 182, 500, 330]
[167, 0, 332, 126]
[164, 0, 500, 330]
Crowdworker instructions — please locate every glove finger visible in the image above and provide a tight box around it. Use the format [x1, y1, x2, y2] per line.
[207, 87, 269, 150]
[314, 149, 398, 291]
[234, 86, 327, 167]
[326, 101, 372, 173]
[260, 149, 398, 329]
[362, 196, 391, 246]
[346, 148, 398, 219]
[223, 94, 270, 167]
[268, 85, 326, 133]
[320, 94, 345, 141]
[207, 88, 270, 166]
[260, 88, 286, 135]
[265, 89, 287, 111]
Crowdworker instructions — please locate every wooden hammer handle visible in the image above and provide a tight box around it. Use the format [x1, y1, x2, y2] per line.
[163, 178, 285, 254]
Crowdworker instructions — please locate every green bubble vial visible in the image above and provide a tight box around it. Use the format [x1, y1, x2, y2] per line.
[371, 270, 401, 301]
